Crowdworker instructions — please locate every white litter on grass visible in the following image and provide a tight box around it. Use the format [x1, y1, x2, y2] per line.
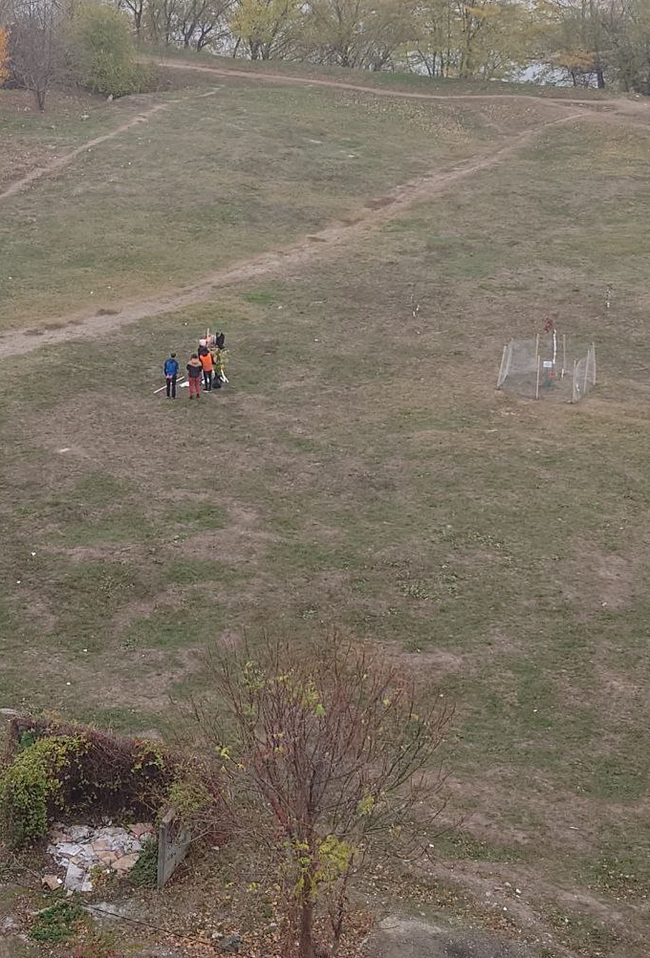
[30, 552, 36, 557]
[58, 448, 71, 453]
[47, 822, 154, 893]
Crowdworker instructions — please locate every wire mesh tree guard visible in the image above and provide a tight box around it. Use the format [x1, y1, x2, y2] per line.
[496, 332, 596, 402]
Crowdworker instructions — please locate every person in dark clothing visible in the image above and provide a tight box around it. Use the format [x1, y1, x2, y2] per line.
[187, 354, 202, 399]
[164, 352, 179, 399]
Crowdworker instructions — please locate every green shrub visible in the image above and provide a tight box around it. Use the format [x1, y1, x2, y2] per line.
[129, 836, 158, 887]
[167, 769, 214, 829]
[0, 735, 86, 845]
[71, 3, 157, 98]
[29, 898, 83, 943]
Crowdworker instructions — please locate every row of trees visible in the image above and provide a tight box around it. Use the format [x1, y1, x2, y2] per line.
[2, 0, 650, 107]
[114, 0, 650, 93]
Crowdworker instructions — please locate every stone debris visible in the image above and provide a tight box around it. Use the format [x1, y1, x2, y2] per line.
[46, 822, 155, 893]
[218, 934, 243, 954]
[41, 874, 62, 891]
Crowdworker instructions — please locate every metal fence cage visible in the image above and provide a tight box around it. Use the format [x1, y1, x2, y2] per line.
[497, 334, 596, 403]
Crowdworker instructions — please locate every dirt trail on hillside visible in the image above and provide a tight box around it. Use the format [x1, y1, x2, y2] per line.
[0, 110, 587, 360]
[160, 58, 650, 115]
[0, 103, 170, 203]
[0, 89, 221, 204]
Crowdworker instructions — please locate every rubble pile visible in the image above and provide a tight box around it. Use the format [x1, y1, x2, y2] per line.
[44, 822, 155, 893]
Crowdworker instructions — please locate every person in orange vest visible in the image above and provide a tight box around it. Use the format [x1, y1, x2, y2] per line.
[199, 347, 214, 391]
[186, 354, 202, 399]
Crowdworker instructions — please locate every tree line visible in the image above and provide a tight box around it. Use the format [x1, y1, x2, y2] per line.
[2, 0, 650, 110]
[121, 0, 650, 93]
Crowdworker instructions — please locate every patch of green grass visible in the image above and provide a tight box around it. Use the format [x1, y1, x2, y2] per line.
[244, 289, 276, 305]
[29, 898, 83, 944]
[434, 831, 528, 865]
[125, 594, 221, 649]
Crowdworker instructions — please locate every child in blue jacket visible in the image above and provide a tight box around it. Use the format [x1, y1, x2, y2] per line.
[164, 353, 179, 399]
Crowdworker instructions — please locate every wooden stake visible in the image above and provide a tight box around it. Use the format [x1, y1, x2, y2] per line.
[591, 343, 597, 385]
[571, 360, 577, 402]
[536, 355, 541, 400]
[497, 345, 508, 388]
[562, 334, 566, 379]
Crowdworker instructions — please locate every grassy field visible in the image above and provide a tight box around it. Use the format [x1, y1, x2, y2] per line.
[1, 60, 650, 957]
[0, 79, 565, 330]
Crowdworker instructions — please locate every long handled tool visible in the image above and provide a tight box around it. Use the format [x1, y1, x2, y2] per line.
[154, 376, 186, 395]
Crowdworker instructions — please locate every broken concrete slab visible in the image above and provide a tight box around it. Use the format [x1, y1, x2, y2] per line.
[42, 875, 61, 891]
[64, 862, 87, 893]
[128, 823, 155, 839]
[111, 854, 140, 873]
[46, 821, 152, 893]
[68, 825, 92, 841]
[55, 842, 84, 859]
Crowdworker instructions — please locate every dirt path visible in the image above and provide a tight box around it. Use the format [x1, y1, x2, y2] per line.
[159, 58, 649, 115]
[0, 89, 221, 204]
[0, 103, 171, 203]
[0, 110, 587, 360]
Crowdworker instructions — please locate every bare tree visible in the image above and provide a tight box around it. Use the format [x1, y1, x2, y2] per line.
[119, 0, 146, 37]
[8, 0, 65, 109]
[176, 0, 233, 50]
[191, 634, 453, 958]
[146, 0, 182, 46]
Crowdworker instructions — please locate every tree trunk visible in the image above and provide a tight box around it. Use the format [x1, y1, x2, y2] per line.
[35, 88, 46, 111]
[299, 896, 316, 958]
[596, 66, 605, 89]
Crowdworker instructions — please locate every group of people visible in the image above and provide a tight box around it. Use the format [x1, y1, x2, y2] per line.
[163, 332, 228, 400]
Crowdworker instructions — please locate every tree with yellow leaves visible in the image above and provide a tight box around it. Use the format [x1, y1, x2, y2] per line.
[230, 0, 300, 60]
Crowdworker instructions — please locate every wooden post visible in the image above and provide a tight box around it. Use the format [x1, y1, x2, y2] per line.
[157, 808, 191, 889]
[591, 343, 597, 385]
[583, 354, 589, 397]
[562, 334, 566, 379]
[497, 345, 508, 389]
[536, 355, 541, 400]
[572, 360, 578, 402]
